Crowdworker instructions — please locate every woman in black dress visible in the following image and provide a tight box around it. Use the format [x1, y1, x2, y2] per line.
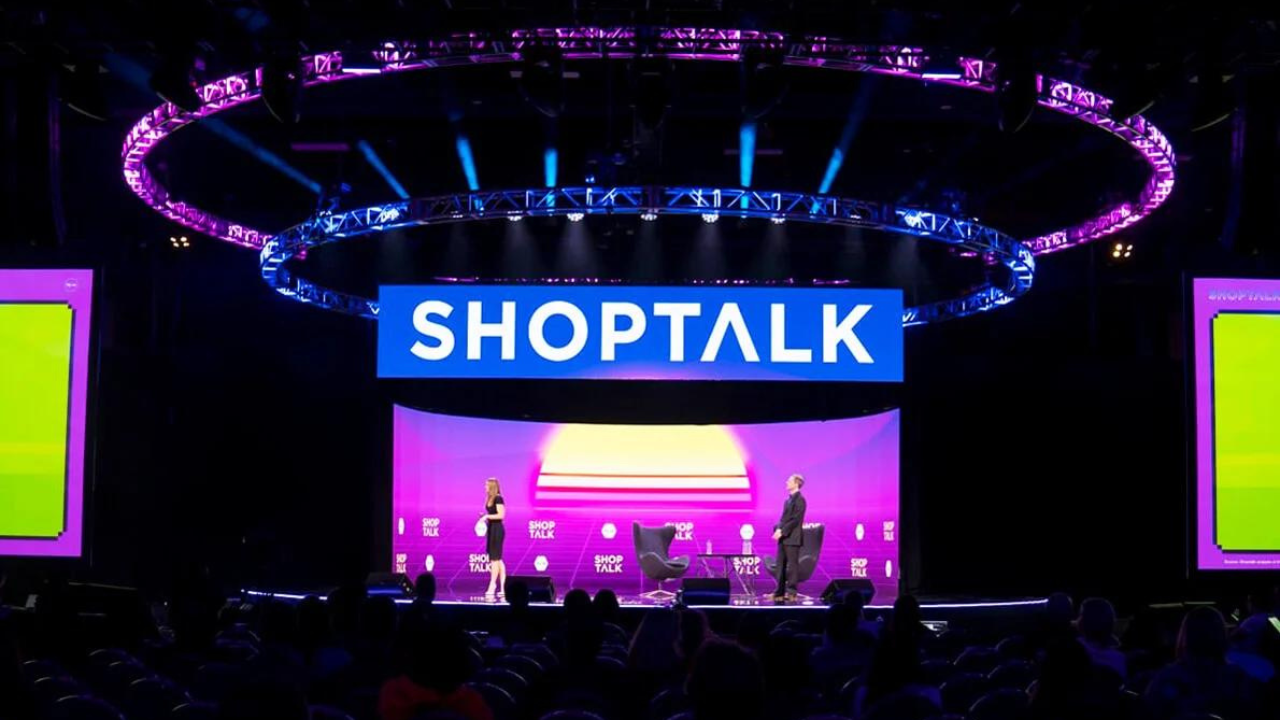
[481, 477, 507, 599]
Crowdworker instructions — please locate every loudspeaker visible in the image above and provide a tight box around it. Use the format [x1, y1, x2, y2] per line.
[821, 579, 875, 605]
[678, 577, 731, 606]
[366, 572, 414, 597]
[507, 576, 556, 603]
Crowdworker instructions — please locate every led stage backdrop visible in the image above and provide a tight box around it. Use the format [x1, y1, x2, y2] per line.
[1193, 278, 1280, 570]
[392, 406, 900, 601]
[0, 269, 93, 557]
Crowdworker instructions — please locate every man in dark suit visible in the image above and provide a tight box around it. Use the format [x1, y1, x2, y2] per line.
[772, 473, 807, 602]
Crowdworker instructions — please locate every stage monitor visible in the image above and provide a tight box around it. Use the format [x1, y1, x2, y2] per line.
[0, 269, 93, 558]
[1192, 278, 1280, 570]
[391, 406, 900, 602]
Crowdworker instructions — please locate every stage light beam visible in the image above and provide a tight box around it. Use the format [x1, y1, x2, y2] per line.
[545, 147, 558, 188]
[455, 133, 480, 191]
[203, 119, 322, 194]
[818, 78, 877, 193]
[740, 121, 757, 189]
[357, 140, 410, 200]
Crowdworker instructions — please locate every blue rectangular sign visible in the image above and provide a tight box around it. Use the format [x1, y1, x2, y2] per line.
[377, 284, 903, 382]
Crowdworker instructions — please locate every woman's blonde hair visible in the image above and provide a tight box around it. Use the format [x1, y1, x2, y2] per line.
[485, 477, 502, 505]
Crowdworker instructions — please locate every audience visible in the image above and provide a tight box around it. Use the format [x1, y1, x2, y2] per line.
[5, 576, 1280, 720]
[1144, 606, 1263, 720]
[1077, 597, 1127, 680]
[380, 623, 492, 720]
[687, 639, 765, 720]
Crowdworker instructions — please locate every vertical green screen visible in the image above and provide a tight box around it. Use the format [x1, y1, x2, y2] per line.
[0, 304, 72, 537]
[1213, 312, 1280, 550]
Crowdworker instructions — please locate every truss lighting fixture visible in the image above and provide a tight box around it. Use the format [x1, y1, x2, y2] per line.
[120, 28, 1175, 326]
[1112, 242, 1133, 259]
[566, 212, 585, 223]
[169, 235, 190, 249]
[701, 212, 720, 224]
[257, 185, 1035, 326]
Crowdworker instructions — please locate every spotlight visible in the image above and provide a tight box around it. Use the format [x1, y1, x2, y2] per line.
[261, 53, 305, 124]
[632, 57, 672, 132]
[169, 235, 190, 249]
[150, 52, 202, 112]
[701, 213, 720, 224]
[507, 215, 524, 222]
[640, 211, 658, 222]
[518, 44, 564, 118]
[1111, 242, 1133, 259]
[61, 61, 109, 122]
[567, 212, 585, 223]
[770, 216, 786, 225]
[1189, 58, 1234, 132]
[994, 45, 1036, 134]
[741, 45, 789, 121]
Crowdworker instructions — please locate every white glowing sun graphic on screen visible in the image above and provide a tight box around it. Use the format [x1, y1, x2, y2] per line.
[535, 424, 751, 505]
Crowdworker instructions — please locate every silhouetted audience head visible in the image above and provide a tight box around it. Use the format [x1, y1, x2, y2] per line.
[327, 583, 368, 641]
[890, 594, 926, 646]
[1031, 637, 1102, 717]
[1047, 592, 1075, 625]
[824, 603, 856, 645]
[404, 624, 474, 692]
[842, 588, 867, 617]
[296, 595, 331, 651]
[592, 589, 620, 623]
[414, 573, 437, 603]
[630, 608, 682, 674]
[678, 608, 710, 662]
[863, 623, 923, 707]
[687, 640, 765, 720]
[562, 589, 593, 621]
[362, 595, 398, 643]
[1177, 606, 1229, 662]
[1078, 597, 1118, 645]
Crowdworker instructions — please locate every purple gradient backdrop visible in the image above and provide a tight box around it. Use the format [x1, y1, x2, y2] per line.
[0, 269, 93, 557]
[393, 406, 899, 601]
[1193, 278, 1280, 570]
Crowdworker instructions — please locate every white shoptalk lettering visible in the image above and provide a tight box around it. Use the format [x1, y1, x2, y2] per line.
[849, 557, 869, 578]
[529, 520, 556, 540]
[421, 518, 441, 537]
[408, 300, 875, 364]
[670, 521, 695, 542]
[594, 554, 624, 574]
[469, 553, 491, 573]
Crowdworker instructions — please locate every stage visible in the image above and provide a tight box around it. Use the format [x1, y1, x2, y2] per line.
[241, 588, 1050, 637]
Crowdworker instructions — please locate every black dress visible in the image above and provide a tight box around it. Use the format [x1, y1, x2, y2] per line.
[485, 495, 505, 561]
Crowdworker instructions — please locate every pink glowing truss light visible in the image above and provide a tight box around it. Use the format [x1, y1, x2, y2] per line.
[122, 28, 1174, 258]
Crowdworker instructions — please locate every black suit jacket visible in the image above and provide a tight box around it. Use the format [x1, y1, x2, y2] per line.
[774, 492, 807, 547]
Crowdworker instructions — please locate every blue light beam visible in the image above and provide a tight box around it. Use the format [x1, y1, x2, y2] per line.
[544, 147, 558, 188]
[818, 78, 878, 194]
[105, 53, 322, 195]
[357, 140, 410, 199]
[455, 134, 480, 191]
[739, 121, 757, 189]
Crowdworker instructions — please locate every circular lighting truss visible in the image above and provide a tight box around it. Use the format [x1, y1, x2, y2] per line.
[260, 186, 1034, 327]
[122, 27, 1175, 321]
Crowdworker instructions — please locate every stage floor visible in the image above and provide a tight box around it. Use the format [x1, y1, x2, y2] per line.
[241, 587, 1049, 637]
[243, 587, 1048, 615]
